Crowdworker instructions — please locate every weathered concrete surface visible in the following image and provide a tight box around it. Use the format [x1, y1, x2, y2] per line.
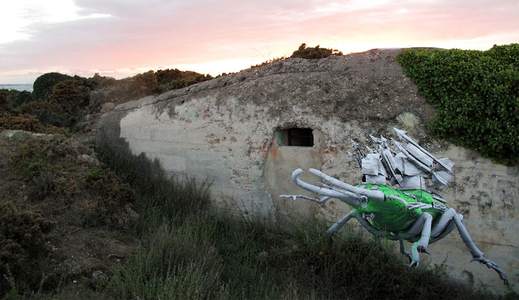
[97, 49, 518, 293]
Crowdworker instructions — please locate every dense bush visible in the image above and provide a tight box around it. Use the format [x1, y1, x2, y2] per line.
[122, 69, 212, 99]
[0, 201, 54, 297]
[0, 113, 65, 134]
[27, 69, 211, 129]
[0, 91, 7, 112]
[87, 73, 117, 89]
[398, 44, 519, 164]
[290, 43, 343, 59]
[32, 72, 73, 100]
[48, 79, 91, 115]
[0, 134, 138, 297]
[0, 89, 33, 111]
[19, 100, 73, 128]
[16, 79, 92, 129]
[155, 68, 212, 91]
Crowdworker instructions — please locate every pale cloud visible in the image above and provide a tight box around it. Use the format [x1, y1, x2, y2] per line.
[0, 0, 518, 83]
[0, 0, 110, 44]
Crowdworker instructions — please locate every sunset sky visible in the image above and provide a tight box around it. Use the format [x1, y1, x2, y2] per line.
[1, 0, 518, 84]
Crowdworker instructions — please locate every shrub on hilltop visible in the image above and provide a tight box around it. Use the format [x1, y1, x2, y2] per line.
[155, 68, 212, 91]
[290, 43, 343, 59]
[89, 69, 212, 110]
[87, 73, 118, 89]
[32, 72, 73, 100]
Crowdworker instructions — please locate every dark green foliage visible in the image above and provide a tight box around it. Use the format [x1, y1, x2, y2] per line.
[155, 68, 212, 91]
[12, 69, 210, 133]
[48, 79, 90, 115]
[117, 69, 212, 100]
[87, 69, 212, 113]
[0, 201, 54, 297]
[17, 79, 92, 129]
[487, 44, 519, 67]
[0, 89, 33, 111]
[87, 73, 117, 89]
[95, 134, 500, 300]
[398, 44, 519, 164]
[1, 133, 138, 297]
[12, 91, 33, 109]
[0, 113, 66, 134]
[0, 90, 6, 112]
[32, 73, 72, 100]
[291, 43, 343, 59]
[18, 101, 73, 128]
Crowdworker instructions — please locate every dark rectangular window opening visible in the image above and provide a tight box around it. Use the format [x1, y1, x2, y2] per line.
[276, 128, 314, 147]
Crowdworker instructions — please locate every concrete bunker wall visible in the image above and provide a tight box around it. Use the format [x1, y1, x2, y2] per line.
[117, 95, 352, 221]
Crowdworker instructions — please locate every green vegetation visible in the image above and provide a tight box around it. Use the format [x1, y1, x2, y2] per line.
[0, 201, 55, 296]
[91, 135, 502, 300]
[9, 136, 135, 227]
[17, 101, 74, 129]
[1, 67, 212, 135]
[0, 133, 137, 298]
[398, 44, 519, 164]
[92, 69, 212, 108]
[32, 73, 73, 101]
[0, 89, 33, 111]
[290, 43, 343, 59]
[0, 113, 66, 134]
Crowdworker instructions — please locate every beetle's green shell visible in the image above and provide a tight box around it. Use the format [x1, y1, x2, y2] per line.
[356, 184, 444, 233]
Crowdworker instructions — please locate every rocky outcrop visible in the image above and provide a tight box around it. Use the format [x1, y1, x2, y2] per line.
[97, 49, 518, 293]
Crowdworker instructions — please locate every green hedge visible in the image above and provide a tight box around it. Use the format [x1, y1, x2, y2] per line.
[32, 72, 73, 100]
[397, 44, 519, 164]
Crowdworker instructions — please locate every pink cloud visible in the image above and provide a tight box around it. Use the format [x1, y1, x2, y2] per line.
[0, 0, 517, 83]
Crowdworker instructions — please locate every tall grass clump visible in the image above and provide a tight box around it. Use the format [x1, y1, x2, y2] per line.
[96, 133, 210, 234]
[398, 44, 519, 164]
[108, 223, 228, 299]
[95, 133, 503, 299]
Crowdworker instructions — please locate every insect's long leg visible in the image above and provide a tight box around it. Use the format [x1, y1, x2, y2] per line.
[452, 212, 509, 284]
[429, 220, 456, 244]
[399, 239, 412, 263]
[354, 215, 389, 238]
[430, 208, 457, 238]
[397, 213, 428, 239]
[416, 213, 432, 250]
[452, 213, 484, 258]
[326, 209, 357, 236]
[409, 213, 433, 267]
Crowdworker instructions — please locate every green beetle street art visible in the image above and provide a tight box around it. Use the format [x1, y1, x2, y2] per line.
[281, 128, 508, 285]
